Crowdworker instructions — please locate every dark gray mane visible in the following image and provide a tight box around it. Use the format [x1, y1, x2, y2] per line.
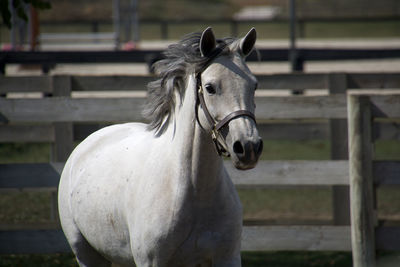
[142, 32, 237, 134]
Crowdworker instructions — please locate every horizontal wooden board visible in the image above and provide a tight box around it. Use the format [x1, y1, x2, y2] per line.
[0, 97, 146, 123]
[1, 161, 349, 189]
[72, 75, 153, 92]
[0, 226, 351, 254]
[0, 163, 62, 189]
[374, 161, 400, 185]
[242, 226, 352, 251]
[0, 95, 348, 123]
[348, 73, 400, 89]
[1, 121, 398, 143]
[1, 225, 399, 254]
[226, 160, 349, 186]
[256, 73, 327, 90]
[2, 160, 398, 189]
[255, 95, 347, 119]
[0, 229, 71, 254]
[0, 76, 52, 93]
[3, 160, 398, 189]
[1, 73, 400, 93]
[0, 125, 54, 142]
[370, 95, 400, 118]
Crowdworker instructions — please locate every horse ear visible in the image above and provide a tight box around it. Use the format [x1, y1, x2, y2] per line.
[239, 27, 257, 57]
[200, 27, 216, 57]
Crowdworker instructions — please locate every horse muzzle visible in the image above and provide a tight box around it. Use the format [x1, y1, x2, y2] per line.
[225, 116, 263, 170]
[231, 137, 263, 170]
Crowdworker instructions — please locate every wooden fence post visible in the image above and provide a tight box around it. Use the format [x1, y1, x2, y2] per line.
[347, 93, 376, 267]
[50, 75, 74, 221]
[329, 73, 350, 225]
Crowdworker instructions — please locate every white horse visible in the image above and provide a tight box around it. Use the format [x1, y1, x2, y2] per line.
[58, 27, 263, 267]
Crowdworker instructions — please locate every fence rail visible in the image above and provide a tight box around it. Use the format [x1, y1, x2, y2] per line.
[0, 73, 400, 263]
[2, 73, 400, 93]
[1, 48, 400, 74]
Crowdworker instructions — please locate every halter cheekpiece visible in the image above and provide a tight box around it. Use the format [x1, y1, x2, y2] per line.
[195, 44, 256, 157]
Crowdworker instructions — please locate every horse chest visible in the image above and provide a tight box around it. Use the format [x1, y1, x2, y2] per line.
[166, 223, 240, 266]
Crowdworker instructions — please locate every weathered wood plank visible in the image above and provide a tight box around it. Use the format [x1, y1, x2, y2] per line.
[2, 160, 396, 190]
[1, 226, 397, 254]
[1, 73, 399, 93]
[0, 163, 62, 189]
[226, 160, 349, 186]
[72, 75, 153, 91]
[256, 73, 327, 89]
[0, 97, 146, 123]
[255, 95, 347, 119]
[373, 161, 400, 185]
[0, 121, 397, 143]
[1, 161, 348, 189]
[0, 229, 71, 254]
[242, 226, 351, 251]
[348, 73, 400, 89]
[69, 121, 400, 142]
[347, 94, 376, 267]
[0, 125, 54, 142]
[370, 95, 400, 118]
[0, 95, 347, 122]
[0, 226, 351, 254]
[0, 76, 52, 93]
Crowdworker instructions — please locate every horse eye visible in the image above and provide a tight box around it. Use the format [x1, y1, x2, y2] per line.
[204, 84, 216, 95]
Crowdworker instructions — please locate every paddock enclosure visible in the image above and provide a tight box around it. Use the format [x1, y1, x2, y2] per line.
[0, 72, 399, 266]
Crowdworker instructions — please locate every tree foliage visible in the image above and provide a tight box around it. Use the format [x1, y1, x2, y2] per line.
[1, 0, 51, 28]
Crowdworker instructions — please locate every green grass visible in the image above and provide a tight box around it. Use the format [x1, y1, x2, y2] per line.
[260, 140, 330, 160]
[0, 143, 50, 163]
[0, 192, 53, 224]
[239, 187, 332, 222]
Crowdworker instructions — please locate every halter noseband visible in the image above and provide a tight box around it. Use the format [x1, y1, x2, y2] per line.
[195, 45, 256, 157]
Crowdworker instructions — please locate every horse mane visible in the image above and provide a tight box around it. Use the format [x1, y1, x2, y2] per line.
[142, 32, 237, 134]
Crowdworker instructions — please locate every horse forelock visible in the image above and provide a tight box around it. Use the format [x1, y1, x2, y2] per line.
[142, 32, 237, 135]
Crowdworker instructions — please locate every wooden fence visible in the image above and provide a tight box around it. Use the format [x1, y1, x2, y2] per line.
[0, 73, 399, 266]
[2, 48, 400, 74]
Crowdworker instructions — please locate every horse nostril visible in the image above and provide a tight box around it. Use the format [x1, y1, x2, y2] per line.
[233, 141, 244, 156]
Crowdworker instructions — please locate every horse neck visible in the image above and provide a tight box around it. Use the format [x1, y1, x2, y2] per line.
[168, 74, 223, 194]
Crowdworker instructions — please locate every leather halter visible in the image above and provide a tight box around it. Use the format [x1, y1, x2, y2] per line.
[195, 64, 256, 157]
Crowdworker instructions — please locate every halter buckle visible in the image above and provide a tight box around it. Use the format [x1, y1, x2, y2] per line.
[211, 128, 218, 141]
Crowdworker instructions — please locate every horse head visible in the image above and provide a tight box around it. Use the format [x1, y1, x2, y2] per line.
[196, 27, 263, 170]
